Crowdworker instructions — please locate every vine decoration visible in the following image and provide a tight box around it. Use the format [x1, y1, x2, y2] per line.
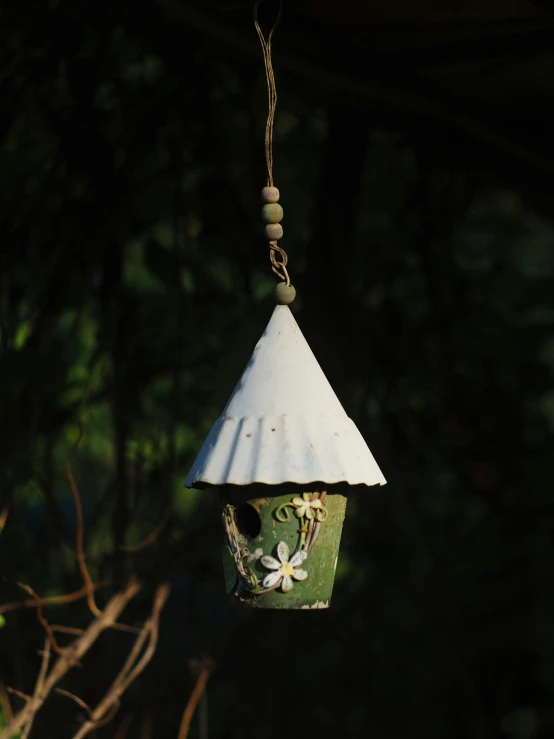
[222, 491, 328, 596]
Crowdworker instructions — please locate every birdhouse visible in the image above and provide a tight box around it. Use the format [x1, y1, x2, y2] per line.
[184, 304, 386, 610]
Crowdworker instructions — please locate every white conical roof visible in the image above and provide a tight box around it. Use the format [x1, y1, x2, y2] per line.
[184, 305, 386, 488]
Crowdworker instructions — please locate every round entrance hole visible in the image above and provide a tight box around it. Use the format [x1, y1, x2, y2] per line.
[236, 503, 262, 540]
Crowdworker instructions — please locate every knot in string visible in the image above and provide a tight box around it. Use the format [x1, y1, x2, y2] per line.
[269, 240, 289, 285]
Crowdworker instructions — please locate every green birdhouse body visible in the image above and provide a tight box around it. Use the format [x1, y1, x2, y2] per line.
[220, 484, 348, 609]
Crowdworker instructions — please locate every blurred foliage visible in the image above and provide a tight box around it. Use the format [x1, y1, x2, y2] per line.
[1, 1, 554, 738]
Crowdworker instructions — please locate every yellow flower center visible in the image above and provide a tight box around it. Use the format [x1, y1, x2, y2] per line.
[281, 562, 294, 577]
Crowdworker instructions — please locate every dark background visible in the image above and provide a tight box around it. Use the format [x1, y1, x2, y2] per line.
[2, 0, 554, 737]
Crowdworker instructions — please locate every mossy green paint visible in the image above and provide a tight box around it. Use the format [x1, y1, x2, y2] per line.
[219, 483, 348, 610]
[261, 203, 284, 223]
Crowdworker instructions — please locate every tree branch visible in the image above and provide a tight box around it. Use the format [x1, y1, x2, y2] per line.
[120, 503, 172, 552]
[70, 583, 170, 739]
[0, 583, 106, 616]
[0, 578, 142, 739]
[66, 458, 100, 616]
[20, 638, 52, 739]
[177, 658, 215, 739]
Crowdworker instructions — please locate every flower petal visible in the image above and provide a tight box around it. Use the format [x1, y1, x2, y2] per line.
[260, 555, 281, 570]
[289, 550, 308, 567]
[305, 507, 314, 520]
[277, 541, 289, 564]
[263, 571, 282, 588]
[281, 575, 293, 593]
[292, 497, 304, 507]
[294, 507, 305, 519]
[311, 499, 322, 508]
[302, 492, 312, 502]
[292, 568, 308, 581]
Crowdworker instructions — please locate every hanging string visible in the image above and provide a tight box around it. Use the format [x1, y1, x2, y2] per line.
[253, 0, 282, 187]
[254, 0, 291, 287]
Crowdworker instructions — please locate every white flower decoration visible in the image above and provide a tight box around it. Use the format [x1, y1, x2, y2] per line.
[292, 493, 327, 521]
[261, 541, 308, 593]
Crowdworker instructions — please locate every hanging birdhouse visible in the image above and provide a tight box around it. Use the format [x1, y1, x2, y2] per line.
[184, 304, 386, 609]
[184, 0, 386, 609]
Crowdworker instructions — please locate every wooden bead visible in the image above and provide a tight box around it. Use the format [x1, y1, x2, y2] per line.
[262, 186, 279, 203]
[265, 223, 283, 240]
[275, 282, 296, 305]
[261, 203, 283, 223]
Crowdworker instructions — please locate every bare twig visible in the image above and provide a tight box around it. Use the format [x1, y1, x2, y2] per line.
[177, 658, 215, 739]
[190, 660, 209, 739]
[17, 584, 61, 655]
[66, 459, 100, 616]
[6, 689, 30, 703]
[0, 583, 106, 616]
[56, 691, 122, 731]
[0, 684, 13, 723]
[50, 625, 85, 636]
[121, 503, 172, 552]
[55, 689, 92, 716]
[35, 640, 52, 694]
[70, 583, 170, 739]
[0, 501, 9, 537]
[94, 701, 121, 729]
[110, 623, 141, 635]
[140, 709, 153, 739]
[114, 712, 134, 739]
[20, 638, 52, 739]
[0, 578, 142, 739]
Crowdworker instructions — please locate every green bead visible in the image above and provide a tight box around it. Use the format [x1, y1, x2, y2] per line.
[261, 203, 283, 223]
[275, 282, 296, 305]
